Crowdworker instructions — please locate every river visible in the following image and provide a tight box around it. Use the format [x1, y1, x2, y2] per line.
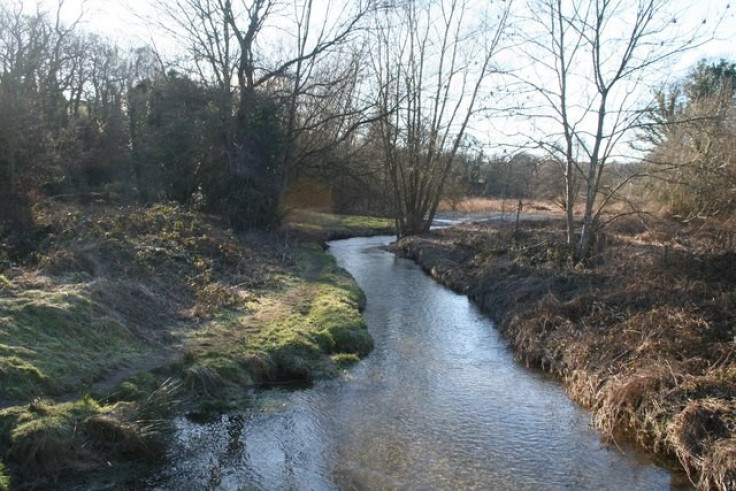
[149, 236, 685, 490]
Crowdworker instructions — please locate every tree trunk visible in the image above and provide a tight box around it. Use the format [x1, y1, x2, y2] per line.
[577, 201, 595, 260]
[577, 157, 599, 260]
[565, 159, 575, 246]
[7, 138, 16, 198]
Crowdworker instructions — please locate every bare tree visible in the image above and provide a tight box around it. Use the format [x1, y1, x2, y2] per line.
[512, 0, 723, 260]
[372, 0, 512, 237]
[0, 0, 86, 199]
[644, 59, 736, 219]
[151, 0, 379, 188]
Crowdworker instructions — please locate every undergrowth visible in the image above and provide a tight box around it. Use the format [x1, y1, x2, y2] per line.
[0, 462, 8, 491]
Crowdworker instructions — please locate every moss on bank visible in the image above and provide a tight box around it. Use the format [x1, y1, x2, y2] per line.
[0, 462, 8, 491]
[397, 219, 736, 490]
[0, 202, 383, 488]
[178, 247, 372, 391]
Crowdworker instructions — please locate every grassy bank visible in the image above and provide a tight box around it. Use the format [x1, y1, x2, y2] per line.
[0, 201, 388, 488]
[286, 209, 394, 241]
[396, 217, 736, 490]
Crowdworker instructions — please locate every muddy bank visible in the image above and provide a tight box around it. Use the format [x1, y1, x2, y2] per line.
[395, 218, 736, 490]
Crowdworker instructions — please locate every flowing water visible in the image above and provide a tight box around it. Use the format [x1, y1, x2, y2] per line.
[150, 236, 685, 490]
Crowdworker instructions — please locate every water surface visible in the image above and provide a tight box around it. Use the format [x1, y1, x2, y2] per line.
[152, 236, 683, 490]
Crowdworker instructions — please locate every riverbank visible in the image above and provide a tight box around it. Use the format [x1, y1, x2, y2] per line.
[395, 216, 736, 490]
[0, 201, 391, 489]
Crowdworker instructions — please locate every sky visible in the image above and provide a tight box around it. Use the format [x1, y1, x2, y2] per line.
[14, 0, 736, 158]
[10, 0, 172, 55]
[18, 0, 733, 60]
[17, 0, 149, 44]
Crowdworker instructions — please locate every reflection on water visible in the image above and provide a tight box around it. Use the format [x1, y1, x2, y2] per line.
[150, 236, 685, 490]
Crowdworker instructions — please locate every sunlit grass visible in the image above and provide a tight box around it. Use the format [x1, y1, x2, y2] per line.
[285, 209, 393, 238]
[0, 287, 153, 401]
[183, 249, 371, 386]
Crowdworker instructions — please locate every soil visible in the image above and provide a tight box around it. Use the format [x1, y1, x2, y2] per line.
[394, 215, 736, 490]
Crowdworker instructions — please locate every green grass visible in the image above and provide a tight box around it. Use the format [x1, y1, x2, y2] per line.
[0, 392, 172, 486]
[0, 288, 152, 401]
[111, 372, 162, 402]
[0, 397, 102, 483]
[286, 210, 393, 238]
[183, 248, 372, 388]
[0, 202, 376, 485]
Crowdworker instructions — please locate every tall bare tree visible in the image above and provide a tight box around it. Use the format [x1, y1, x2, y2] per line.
[0, 0, 86, 199]
[372, 0, 512, 237]
[513, 0, 722, 260]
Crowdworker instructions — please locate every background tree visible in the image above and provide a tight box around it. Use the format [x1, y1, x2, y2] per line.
[151, 0, 378, 228]
[643, 59, 736, 218]
[372, 0, 512, 237]
[129, 71, 210, 203]
[0, 2, 94, 224]
[0, 2, 144, 205]
[512, 0, 721, 260]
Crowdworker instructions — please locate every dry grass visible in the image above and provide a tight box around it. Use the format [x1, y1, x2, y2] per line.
[397, 215, 736, 488]
[438, 197, 561, 214]
[669, 399, 736, 489]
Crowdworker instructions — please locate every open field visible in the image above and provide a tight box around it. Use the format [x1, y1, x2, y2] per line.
[439, 197, 562, 214]
[285, 209, 394, 241]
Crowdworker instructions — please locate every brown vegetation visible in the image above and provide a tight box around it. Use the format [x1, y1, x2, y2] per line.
[438, 197, 559, 214]
[395, 215, 736, 489]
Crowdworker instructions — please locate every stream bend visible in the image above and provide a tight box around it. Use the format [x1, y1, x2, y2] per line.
[152, 235, 683, 490]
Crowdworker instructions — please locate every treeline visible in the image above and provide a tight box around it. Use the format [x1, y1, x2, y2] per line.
[451, 58, 736, 220]
[643, 59, 736, 219]
[0, 1, 392, 243]
[1, 0, 734, 258]
[452, 152, 564, 205]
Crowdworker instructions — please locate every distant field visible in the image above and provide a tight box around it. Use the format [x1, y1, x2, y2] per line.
[285, 210, 394, 239]
[439, 198, 561, 214]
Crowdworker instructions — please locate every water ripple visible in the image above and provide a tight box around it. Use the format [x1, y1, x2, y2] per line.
[150, 236, 686, 490]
